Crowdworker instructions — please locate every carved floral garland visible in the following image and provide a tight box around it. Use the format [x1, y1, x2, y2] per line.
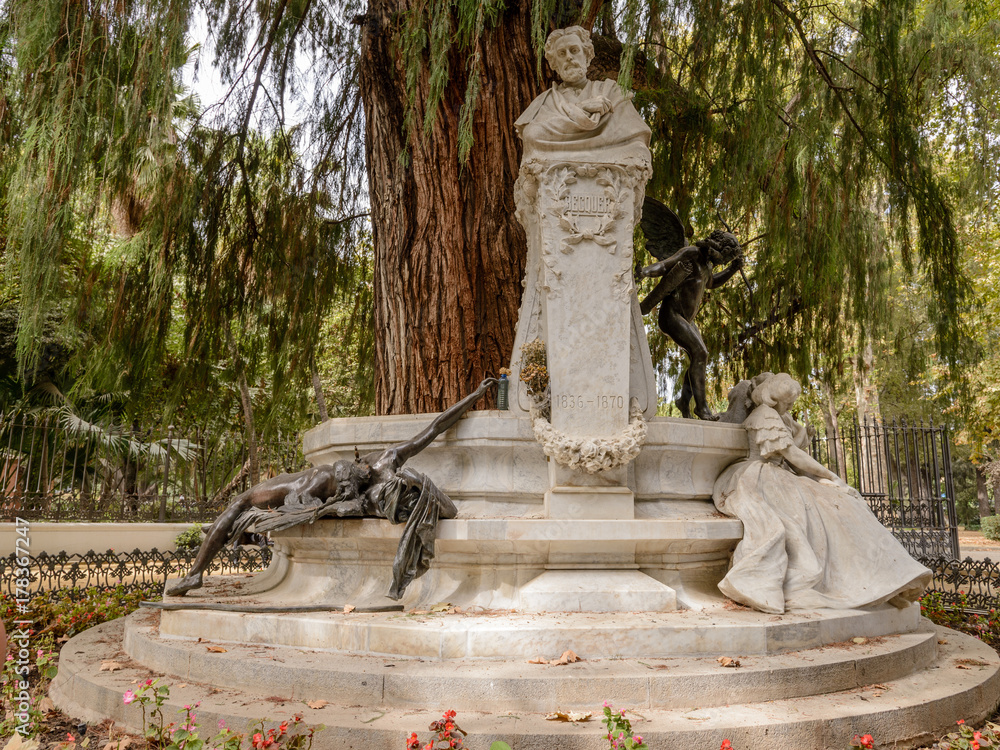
[529, 397, 647, 474]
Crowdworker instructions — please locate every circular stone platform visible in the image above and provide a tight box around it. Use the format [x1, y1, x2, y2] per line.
[53, 602, 1000, 750]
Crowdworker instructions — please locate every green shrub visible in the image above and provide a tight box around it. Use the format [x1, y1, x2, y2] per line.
[981, 515, 1000, 541]
[174, 524, 204, 550]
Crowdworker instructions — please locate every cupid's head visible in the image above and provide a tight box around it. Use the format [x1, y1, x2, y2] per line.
[706, 229, 742, 264]
[545, 26, 594, 85]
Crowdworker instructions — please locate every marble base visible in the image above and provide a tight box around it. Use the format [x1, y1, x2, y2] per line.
[158, 575, 923, 659]
[302, 411, 747, 517]
[211, 513, 741, 612]
[518, 570, 676, 611]
[544, 484, 634, 519]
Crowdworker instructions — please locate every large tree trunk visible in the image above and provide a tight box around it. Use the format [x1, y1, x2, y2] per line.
[819, 379, 847, 481]
[852, 342, 886, 496]
[359, 0, 541, 415]
[977, 465, 993, 519]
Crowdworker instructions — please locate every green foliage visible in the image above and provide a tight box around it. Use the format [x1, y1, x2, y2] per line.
[1, 584, 162, 641]
[127, 680, 323, 750]
[0, 0, 374, 431]
[921, 590, 1000, 647]
[0, 633, 58, 738]
[175, 525, 205, 550]
[601, 703, 647, 750]
[980, 515, 1000, 541]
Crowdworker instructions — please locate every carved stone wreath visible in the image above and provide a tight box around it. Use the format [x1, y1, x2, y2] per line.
[549, 164, 630, 255]
[529, 397, 647, 474]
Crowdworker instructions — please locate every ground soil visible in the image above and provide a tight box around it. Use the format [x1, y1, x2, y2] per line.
[959, 527, 1000, 553]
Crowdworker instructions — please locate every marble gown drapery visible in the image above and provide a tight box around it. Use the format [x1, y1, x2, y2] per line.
[714, 404, 931, 614]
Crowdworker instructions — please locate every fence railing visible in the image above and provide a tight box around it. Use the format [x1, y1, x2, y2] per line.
[811, 418, 959, 560]
[0, 412, 306, 523]
[0, 546, 272, 600]
[921, 555, 1000, 612]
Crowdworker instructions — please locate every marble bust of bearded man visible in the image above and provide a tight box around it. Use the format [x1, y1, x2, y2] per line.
[514, 26, 651, 167]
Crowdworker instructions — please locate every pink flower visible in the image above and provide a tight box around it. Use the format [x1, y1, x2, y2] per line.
[633, 735, 643, 744]
[603, 701, 611, 707]
[123, 690, 136, 705]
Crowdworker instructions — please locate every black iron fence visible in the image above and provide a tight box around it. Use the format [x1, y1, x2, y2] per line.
[811, 418, 959, 560]
[920, 555, 1000, 612]
[0, 546, 272, 600]
[0, 411, 306, 522]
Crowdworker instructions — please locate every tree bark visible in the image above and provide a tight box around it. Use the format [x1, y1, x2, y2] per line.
[852, 343, 886, 494]
[312, 358, 329, 422]
[819, 379, 847, 481]
[977, 465, 993, 519]
[359, 0, 541, 414]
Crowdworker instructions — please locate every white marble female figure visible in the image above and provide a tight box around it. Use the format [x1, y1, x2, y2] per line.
[713, 372, 931, 613]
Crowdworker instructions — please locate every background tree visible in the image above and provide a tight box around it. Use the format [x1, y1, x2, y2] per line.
[1, 0, 997, 424]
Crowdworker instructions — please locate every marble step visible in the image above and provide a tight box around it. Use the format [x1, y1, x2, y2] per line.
[53, 616, 1000, 750]
[156, 595, 924, 659]
[128, 613, 939, 710]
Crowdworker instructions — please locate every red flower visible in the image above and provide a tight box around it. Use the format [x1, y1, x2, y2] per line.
[720, 740, 732, 749]
[958, 719, 966, 725]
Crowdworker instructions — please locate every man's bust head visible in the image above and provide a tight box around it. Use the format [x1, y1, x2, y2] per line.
[544, 26, 594, 85]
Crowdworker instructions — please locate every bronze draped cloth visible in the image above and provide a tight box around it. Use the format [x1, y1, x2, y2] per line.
[226, 468, 453, 600]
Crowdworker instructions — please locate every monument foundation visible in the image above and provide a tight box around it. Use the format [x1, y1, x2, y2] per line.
[50, 24, 1000, 750]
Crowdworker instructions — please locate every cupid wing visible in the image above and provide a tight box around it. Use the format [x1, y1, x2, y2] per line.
[640, 196, 687, 260]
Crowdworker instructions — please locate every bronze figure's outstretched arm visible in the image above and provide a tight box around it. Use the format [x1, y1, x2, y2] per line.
[166, 378, 499, 598]
[383, 378, 499, 468]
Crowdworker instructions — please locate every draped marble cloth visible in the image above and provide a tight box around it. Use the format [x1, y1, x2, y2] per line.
[515, 79, 651, 165]
[713, 405, 931, 614]
[226, 467, 453, 601]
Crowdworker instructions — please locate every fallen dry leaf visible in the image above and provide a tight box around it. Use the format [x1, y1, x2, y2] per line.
[550, 650, 581, 666]
[306, 699, 329, 709]
[36, 697, 55, 714]
[545, 711, 592, 723]
[938, 639, 949, 645]
[852, 637, 868, 645]
[100, 661, 123, 672]
[527, 657, 548, 664]
[205, 646, 227, 653]
[430, 602, 452, 612]
[343, 605, 355, 614]
[177, 683, 188, 688]
[717, 656, 741, 668]
[103, 739, 133, 750]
